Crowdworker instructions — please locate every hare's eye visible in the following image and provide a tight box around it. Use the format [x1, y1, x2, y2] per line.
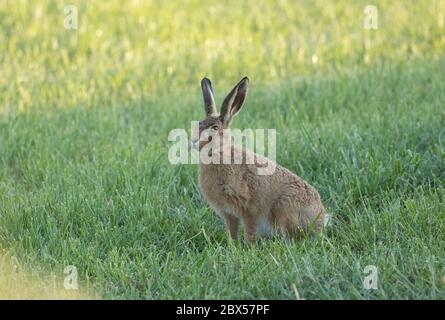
[211, 126, 219, 131]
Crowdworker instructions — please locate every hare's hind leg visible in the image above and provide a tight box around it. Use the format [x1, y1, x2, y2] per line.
[300, 203, 325, 235]
[271, 199, 305, 239]
[274, 210, 303, 239]
[272, 194, 325, 239]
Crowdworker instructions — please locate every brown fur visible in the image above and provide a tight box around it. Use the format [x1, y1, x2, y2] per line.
[194, 77, 326, 243]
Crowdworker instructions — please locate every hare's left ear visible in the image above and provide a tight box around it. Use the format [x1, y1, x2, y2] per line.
[220, 77, 249, 126]
[201, 77, 217, 117]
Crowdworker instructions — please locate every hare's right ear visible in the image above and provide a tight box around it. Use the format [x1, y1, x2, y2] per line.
[220, 77, 249, 126]
[201, 77, 217, 117]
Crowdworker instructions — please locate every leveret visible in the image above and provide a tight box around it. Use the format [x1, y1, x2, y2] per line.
[193, 77, 327, 243]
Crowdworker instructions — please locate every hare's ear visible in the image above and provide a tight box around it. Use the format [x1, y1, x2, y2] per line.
[201, 77, 217, 117]
[220, 77, 249, 126]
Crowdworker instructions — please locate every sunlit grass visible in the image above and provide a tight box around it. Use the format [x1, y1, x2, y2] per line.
[0, 251, 97, 299]
[1, 0, 445, 113]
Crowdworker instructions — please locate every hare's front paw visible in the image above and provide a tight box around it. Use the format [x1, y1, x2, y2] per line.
[222, 213, 239, 241]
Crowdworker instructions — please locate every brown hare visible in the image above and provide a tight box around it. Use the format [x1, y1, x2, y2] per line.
[192, 77, 327, 243]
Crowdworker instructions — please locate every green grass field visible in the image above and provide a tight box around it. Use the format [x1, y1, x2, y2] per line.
[0, 0, 444, 299]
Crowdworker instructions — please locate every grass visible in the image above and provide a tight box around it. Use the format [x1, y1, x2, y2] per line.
[0, 0, 444, 299]
[0, 251, 96, 299]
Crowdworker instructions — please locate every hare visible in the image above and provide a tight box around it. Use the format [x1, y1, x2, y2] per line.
[192, 77, 327, 243]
